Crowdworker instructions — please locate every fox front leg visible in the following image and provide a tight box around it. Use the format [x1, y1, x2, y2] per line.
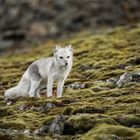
[57, 79, 65, 98]
[47, 76, 54, 97]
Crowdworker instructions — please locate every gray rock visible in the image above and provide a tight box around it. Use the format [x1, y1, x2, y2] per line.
[106, 77, 118, 86]
[49, 115, 65, 135]
[106, 72, 140, 88]
[34, 115, 65, 136]
[116, 73, 132, 88]
[67, 82, 85, 90]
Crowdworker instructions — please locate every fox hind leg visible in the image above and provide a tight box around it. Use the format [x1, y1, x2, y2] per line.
[29, 79, 41, 97]
[28, 64, 42, 97]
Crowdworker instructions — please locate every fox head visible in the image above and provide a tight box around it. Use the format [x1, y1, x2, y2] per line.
[53, 44, 73, 67]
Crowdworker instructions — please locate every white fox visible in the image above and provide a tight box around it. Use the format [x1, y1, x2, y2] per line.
[4, 44, 73, 99]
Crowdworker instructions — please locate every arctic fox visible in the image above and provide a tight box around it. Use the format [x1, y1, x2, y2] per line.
[4, 44, 73, 99]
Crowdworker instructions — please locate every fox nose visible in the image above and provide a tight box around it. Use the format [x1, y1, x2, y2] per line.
[65, 62, 68, 66]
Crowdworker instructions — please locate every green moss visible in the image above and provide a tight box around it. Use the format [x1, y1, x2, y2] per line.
[70, 105, 105, 115]
[79, 124, 138, 140]
[63, 106, 74, 115]
[43, 116, 56, 125]
[0, 121, 27, 130]
[0, 108, 13, 117]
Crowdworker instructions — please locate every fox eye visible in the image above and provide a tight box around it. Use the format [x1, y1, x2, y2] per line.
[67, 56, 70, 58]
[59, 56, 63, 59]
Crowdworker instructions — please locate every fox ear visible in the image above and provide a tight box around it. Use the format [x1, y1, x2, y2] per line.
[66, 44, 73, 52]
[53, 44, 61, 53]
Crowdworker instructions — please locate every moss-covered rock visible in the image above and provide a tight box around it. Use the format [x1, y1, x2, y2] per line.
[64, 114, 117, 134]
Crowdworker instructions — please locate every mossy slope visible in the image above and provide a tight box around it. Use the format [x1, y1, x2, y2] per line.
[0, 24, 140, 140]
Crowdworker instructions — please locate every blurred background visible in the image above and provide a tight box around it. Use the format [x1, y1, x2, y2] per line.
[0, 0, 140, 54]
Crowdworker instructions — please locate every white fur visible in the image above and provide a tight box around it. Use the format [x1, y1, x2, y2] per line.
[4, 45, 73, 99]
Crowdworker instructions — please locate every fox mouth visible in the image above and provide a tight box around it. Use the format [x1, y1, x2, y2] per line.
[65, 65, 68, 69]
[62, 64, 68, 69]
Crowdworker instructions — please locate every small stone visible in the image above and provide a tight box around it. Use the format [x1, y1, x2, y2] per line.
[125, 65, 132, 69]
[116, 73, 132, 88]
[132, 125, 140, 128]
[76, 113, 80, 116]
[132, 72, 140, 82]
[44, 102, 55, 112]
[6, 101, 13, 105]
[17, 105, 27, 111]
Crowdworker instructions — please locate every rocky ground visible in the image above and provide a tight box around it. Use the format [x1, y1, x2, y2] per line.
[0, 0, 140, 53]
[0, 24, 140, 140]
